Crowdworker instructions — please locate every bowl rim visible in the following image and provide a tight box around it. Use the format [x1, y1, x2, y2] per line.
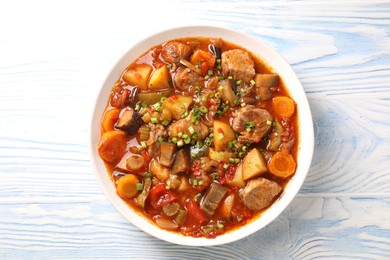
[89, 24, 314, 246]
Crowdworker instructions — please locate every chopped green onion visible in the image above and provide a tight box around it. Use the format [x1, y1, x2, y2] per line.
[217, 133, 224, 141]
[177, 140, 184, 147]
[223, 164, 229, 169]
[196, 140, 203, 148]
[202, 96, 207, 103]
[218, 76, 224, 80]
[178, 132, 183, 138]
[234, 99, 240, 105]
[234, 158, 240, 163]
[228, 75, 233, 79]
[198, 180, 204, 186]
[188, 126, 195, 135]
[199, 106, 208, 113]
[250, 79, 256, 85]
[136, 183, 143, 191]
[153, 102, 161, 112]
[160, 96, 167, 102]
[158, 136, 164, 142]
[266, 120, 273, 126]
[141, 101, 147, 108]
[151, 117, 158, 124]
[145, 172, 152, 178]
[242, 145, 248, 152]
[182, 134, 188, 139]
[236, 80, 242, 85]
[171, 137, 177, 144]
[135, 102, 141, 111]
[193, 179, 198, 186]
[217, 223, 224, 229]
[208, 69, 213, 76]
[192, 132, 200, 139]
[184, 136, 191, 144]
[217, 59, 221, 64]
[237, 216, 243, 222]
[180, 103, 185, 109]
[161, 120, 170, 126]
[191, 151, 196, 159]
[246, 121, 255, 128]
[165, 185, 171, 190]
[212, 173, 219, 180]
[181, 110, 189, 118]
[229, 158, 235, 163]
[241, 102, 246, 107]
[218, 85, 224, 91]
[217, 65, 222, 70]
[214, 92, 221, 99]
[140, 141, 147, 149]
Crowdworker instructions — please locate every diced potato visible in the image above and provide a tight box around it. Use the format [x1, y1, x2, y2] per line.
[227, 163, 245, 188]
[242, 148, 267, 180]
[219, 194, 235, 218]
[213, 120, 236, 151]
[209, 148, 235, 163]
[123, 64, 152, 90]
[162, 95, 193, 120]
[149, 65, 171, 90]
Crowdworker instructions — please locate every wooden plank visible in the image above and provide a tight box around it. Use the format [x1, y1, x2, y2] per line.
[0, 197, 388, 258]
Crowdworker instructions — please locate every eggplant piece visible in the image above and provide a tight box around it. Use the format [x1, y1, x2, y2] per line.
[255, 73, 279, 101]
[208, 44, 221, 60]
[200, 182, 228, 215]
[159, 142, 176, 167]
[218, 79, 237, 106]
[115, 108, 142, 135]
[171, 149, 190, 175]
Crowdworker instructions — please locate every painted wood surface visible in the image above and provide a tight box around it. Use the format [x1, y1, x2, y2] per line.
[0, 0, 389, 258]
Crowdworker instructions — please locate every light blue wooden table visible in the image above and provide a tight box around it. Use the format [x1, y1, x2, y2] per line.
[1, 0, 389, 258]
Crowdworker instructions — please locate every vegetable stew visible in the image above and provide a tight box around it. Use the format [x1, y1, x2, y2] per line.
[98, 37, 298, 238]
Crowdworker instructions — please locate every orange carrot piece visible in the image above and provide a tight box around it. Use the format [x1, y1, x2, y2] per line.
[268, 152, 296, 178]
[98, 130, 127, 164]
[116, 174, 140, 199]
[272, 96, 295, 118]
[190, 50, 216, 68]
[102, 109, 120, 132]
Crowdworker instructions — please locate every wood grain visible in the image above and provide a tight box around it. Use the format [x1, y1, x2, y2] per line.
[0, 0, 389, 258]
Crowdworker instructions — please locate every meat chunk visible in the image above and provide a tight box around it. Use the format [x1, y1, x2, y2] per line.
[200, 183, 228, 215]
[221, 49, 255, 82]
[168, 115, 209, 141]
[115, 108, 142, 135]
[174, 67, 204, 91]
[240, 177, 281, 211]
[161, 41, 192, 65]
[232, 105, 273, 143]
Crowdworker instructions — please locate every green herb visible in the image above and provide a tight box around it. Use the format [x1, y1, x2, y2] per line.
[188, 126, 195, 135]
[266, 120, 273, 126]
[140, 141, 147, 149]
[150, 117, 158, 124]
[158, 136, 164, 142]
[177, 140, 184, 147]
[200, 106, 208, 113]
[208, 69, 213, 76]
[161, 120, 170, 126]
[250, 79, 256, 85]
[236, 80, 242, 85]
[193, 179, 198, 186]
[145, 172, 152, 178]
[136, 183, 143, 191]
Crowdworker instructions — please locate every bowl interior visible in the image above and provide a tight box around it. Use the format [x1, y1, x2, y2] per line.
[90, 25, 314, 246]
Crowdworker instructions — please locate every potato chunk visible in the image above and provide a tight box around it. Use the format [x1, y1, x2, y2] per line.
[213, 120, 236, 151]
[123, 64, 152, 90]
[149, 65, 171, 90]
[242, 148, 267, 180]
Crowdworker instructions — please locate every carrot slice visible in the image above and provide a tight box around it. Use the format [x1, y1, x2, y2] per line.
[98, 130, 127, 164]
[268, 152, 296, 178]
[272, 96, 295, 118]
[190, 50, 216, 68]
[102, 109, 120, 132]
[116, 174, 139, 199]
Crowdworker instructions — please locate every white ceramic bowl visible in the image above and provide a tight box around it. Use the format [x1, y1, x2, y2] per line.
[90, 25, 314, 246]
